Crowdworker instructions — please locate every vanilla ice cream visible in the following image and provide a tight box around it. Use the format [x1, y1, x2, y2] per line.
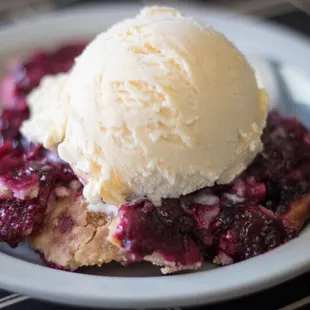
[22, 73, 69, 148]
[21, 7, 268, 205]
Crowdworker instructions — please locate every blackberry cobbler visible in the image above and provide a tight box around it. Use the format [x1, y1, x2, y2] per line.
[0, 43, 309, 274]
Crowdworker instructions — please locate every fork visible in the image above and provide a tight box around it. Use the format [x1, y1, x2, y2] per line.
[0, 293, 309, 309]
[0, 294, 29, 309]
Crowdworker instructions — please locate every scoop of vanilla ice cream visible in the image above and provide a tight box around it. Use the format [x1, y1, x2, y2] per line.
[21, 7, 268, 205]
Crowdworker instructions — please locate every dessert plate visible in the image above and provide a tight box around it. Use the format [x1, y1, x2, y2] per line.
[0, 3, 310, 309]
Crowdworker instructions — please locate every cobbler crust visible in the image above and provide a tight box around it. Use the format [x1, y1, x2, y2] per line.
[28, 189, 129, 270]
[144, 253, 202, 274]
[29, 189, 202, 273]
[27, 184, 310, 273]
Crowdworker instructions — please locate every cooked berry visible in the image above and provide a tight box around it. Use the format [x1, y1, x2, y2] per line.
[115, 199, 203, 266]
[0, 44, 85, 247]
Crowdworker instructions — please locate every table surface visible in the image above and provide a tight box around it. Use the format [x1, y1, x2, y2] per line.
[0, 2, 310, 310]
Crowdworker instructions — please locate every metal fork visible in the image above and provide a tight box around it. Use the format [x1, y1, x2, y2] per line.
[0, 294, 29, 309]
[0, 293, 309, 309]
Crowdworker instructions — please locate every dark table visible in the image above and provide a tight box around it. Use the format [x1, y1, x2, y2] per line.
[0, 2, 310, 310]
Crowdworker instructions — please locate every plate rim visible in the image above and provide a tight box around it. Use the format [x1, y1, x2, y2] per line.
[0, 3, 310, 308]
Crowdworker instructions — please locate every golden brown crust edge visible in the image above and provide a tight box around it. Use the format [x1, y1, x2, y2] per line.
[28, 187, 202, 273]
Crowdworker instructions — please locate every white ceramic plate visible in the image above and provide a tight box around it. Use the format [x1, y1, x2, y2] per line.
[0, 3, 310, 309]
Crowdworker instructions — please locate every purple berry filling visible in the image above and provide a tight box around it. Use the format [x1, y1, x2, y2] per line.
[0, 44, 85, 247]
[115, 199, 203, 266]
